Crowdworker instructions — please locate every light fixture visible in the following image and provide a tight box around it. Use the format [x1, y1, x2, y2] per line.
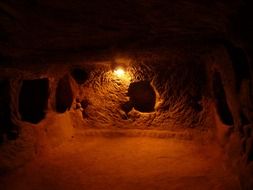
[114, 67, 125, 78]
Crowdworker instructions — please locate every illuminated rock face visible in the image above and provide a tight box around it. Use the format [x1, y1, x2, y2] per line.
[19, 79, 49, 124]
[0, 46, 250, 188]
[0, 0, 253, 189]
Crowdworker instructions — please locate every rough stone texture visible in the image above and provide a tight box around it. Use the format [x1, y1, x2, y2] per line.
[0, 0, 253, 189]
[0, 0, 244, 64]
[66, 52, 212, 130]
[0, 41, 252, 190]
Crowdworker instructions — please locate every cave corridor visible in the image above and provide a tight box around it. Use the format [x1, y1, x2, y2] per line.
[1, 0, 253, 189]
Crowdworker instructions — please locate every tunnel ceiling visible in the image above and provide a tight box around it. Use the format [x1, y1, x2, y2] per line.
[0, 0, 251, 64]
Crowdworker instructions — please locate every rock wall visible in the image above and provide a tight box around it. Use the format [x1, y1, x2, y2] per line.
[1, 0, 253, 188]
[208, 45, 253, 189]
[0, 42, 253, 188]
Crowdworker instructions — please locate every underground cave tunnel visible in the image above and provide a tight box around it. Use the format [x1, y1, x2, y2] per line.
[1, 0, 253, 189]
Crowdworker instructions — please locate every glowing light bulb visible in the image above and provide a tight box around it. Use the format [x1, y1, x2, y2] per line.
[114, 68, 125, 77]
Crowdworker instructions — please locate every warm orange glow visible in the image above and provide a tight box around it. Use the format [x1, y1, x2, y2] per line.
[114, 67, 125, 77]
[111, 66, 132, 83]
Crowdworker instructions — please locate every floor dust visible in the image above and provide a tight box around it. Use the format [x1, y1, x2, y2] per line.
[0, 135, 240, 190]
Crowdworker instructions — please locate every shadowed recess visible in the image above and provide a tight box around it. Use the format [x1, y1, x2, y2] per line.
[224, 42, 251, 92]
[0, 80, 19, 141]
[212, 72, 234, 125]
[71, 68, 89, 85]
[19, 78, 49, 124]
[127, 81, 156, 112]
[55, 75, 73, 113]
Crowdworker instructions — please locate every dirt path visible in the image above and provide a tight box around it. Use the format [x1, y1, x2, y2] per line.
[0, 135, 240, 190]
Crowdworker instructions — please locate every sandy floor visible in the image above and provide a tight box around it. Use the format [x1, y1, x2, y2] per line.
[0, 132, 240, 190]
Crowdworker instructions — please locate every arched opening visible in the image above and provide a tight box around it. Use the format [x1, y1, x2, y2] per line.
[71, 68, 89, 85]
[212, 72, 234, 125]
[224, 42, 251, 92]
[127, 81, 156, 113]
[19, 79, 49, 124]
[55, 75, 73, 113]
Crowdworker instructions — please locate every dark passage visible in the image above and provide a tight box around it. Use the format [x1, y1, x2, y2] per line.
[71, 68, 89, 85]
[0, 80, 19, 142]
[212, 72, 234, 125]
[127, 81, 156, 113]
[55, 75, 73, 113]
[224, 43, 251, 92]
[19, 79, 49, 124]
